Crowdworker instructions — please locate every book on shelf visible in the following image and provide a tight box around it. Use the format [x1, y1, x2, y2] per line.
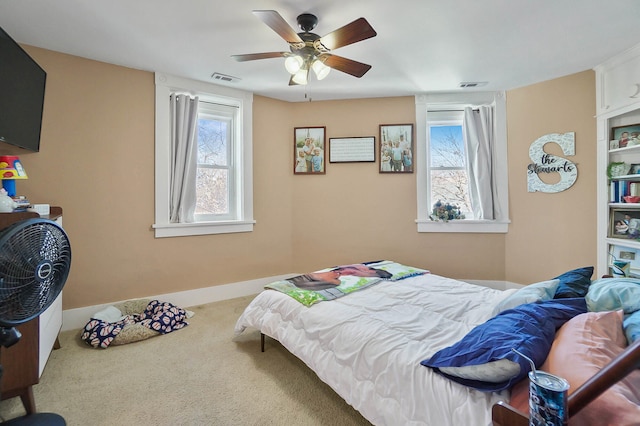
[610, 180, 640, 203]
[611, 180, 621, 202]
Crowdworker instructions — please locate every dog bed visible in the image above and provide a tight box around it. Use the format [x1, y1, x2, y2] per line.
[81, 299, 193, 348]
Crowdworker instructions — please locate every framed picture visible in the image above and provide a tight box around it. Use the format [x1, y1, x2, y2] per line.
[631, 164, 640, 174]
[611, 123, 640, 148]
[329, 137, 376, 163]
[379, 124, 413, 173]
[620, 250, 636, 260]
[610, 209, 640, 239]
[294, 127, 326, 174]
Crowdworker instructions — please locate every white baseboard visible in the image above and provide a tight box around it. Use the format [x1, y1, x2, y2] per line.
[62, 275, 523, 332]
[464, 279, 524, 290]
[61, 273, 296, 331]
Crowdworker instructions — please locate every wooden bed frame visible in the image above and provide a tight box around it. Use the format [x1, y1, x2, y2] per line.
[492, 338, 640, 425]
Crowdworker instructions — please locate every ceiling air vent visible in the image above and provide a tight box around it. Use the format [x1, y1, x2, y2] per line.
[211, 73, 241, 83]
[459, 81, 488, 88]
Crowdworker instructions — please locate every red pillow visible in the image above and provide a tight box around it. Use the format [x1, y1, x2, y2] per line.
[509, 310, 640, 426]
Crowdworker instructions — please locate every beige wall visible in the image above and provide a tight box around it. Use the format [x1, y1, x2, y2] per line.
[505, 71, 597, 283]
[288, 97, 506, 278]
[2, 46, 596, 310]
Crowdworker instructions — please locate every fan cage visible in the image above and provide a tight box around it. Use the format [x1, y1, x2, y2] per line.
[0, 218, 71, 326]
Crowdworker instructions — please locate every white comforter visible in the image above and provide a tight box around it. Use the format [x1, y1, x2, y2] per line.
[234, 273, 517, 426]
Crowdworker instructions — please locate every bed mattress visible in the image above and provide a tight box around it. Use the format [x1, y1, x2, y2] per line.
[234, 273, 516, 426]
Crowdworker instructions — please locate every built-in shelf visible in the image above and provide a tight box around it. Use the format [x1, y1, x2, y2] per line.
[605, 237, 640, 250]
[609, 174, 640, 181]
[610, 202, 640, 208]
[597, 43, 640, 277]
[609, 145, 640, 155]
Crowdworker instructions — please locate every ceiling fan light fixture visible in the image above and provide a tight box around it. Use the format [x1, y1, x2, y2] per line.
[312, 59, 331, 80]
[234, 11, 377, 86]
[292, 68, 309, 85]
[284, 55, 304, 74]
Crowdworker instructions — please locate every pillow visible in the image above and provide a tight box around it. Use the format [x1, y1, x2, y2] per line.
[553, 266, 593, 299]
[361, 260, 429, 281]
[111, 323, 159, 346]
[420, 298, 587, 392]
[510, 310, 640, 426]
[111, 298, 158, 346]
[623, 310, 640, 345]
[493, 279, 560, 315]
[586, 277, 640, 314]
[437, 358, 520, 383]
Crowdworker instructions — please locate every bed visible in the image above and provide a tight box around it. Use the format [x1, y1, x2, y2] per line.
[233, 261, 640, 426]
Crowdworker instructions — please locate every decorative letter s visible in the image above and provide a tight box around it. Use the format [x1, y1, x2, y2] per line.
[527, 132, 577, 193]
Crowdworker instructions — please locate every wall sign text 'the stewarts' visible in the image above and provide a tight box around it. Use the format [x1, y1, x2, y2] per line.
[527, 132, 577, 193]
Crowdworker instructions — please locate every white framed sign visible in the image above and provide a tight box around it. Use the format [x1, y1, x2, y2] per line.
[329, 137, 376, 163]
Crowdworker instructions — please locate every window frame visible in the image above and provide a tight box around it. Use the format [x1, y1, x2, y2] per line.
[153, 73, 254, 238]
[415, 92, 510, 233]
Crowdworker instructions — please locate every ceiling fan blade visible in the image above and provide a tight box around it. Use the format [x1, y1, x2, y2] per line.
[318, 18, 377, 51]
[231, 52, 287, 62]
[321, 54, 372, 78]
[253, 10, 304, 44]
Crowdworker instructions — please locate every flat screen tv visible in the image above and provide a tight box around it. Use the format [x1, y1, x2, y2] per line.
[0, 26, 46, 152]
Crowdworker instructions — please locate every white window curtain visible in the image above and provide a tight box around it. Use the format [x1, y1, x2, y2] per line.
[169, 93, 199, 223]
[463, 105, 501, 220]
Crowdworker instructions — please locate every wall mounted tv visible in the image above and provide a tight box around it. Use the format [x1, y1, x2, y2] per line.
[0, 26, 46, 152]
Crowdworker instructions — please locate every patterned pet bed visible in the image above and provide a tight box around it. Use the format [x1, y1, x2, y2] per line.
[81, 299, 192, 348]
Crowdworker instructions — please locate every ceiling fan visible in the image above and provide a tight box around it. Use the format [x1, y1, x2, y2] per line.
[232, 10, 377, 86]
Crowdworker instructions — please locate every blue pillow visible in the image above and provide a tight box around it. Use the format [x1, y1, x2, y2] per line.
[553, 266, 594, 298]
[624, 311, 640, 345]
[420, 298, 587, 392]
[586, 277, 640, 345]
[586, 277, 640, 314]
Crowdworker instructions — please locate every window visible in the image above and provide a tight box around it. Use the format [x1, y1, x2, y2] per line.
[415, 93, 509, 233]
[427, 113, 472, 218]
[195, 102, 235, 221]
[153, 73, 254, 238]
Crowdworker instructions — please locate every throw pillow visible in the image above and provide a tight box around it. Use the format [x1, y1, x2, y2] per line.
[509, 310, 640, 426]
[586, 277, 640, 314]
[623, 310, 640, 345]
[553, 266, 593, 299]
[493, 279, 560, 315]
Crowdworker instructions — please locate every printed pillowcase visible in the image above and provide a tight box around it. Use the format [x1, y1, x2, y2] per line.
[362, 260, 429, 281]
[624, 312, 640, 345]
[553, 266, 594, 299]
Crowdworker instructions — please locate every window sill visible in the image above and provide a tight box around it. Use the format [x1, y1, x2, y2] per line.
[153, 220, 256, 238]
[416, 219, 509, 233]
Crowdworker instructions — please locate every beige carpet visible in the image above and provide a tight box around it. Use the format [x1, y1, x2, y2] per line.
[0, 296, 371, 426]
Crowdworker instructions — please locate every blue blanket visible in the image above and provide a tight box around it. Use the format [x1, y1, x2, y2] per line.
[421, 298, 587, 391]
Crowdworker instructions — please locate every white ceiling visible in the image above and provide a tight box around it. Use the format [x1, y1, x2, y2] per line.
[2, 0, 640, 103]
